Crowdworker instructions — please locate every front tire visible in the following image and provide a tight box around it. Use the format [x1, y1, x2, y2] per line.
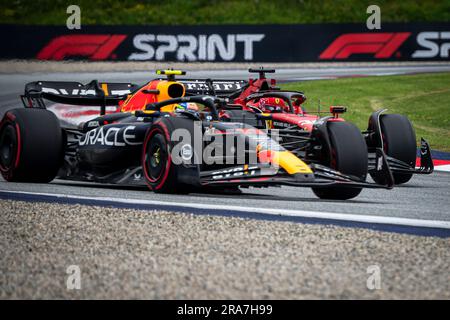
[0, 108, 63, 182]
[142, 118, 197, 194]
[142, 122, 179, 193]
[312, 121, 368, 200]
[370, 114, 416, 185]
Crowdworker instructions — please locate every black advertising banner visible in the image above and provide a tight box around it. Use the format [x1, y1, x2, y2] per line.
[0, 23, 449, 62]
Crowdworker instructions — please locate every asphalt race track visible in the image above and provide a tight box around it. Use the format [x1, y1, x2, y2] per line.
[1, 64, 450, 237]
[0, 172, 450, 234]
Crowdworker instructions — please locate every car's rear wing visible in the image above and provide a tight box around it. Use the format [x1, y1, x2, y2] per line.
[20, 78, 247, 115]
[179, 79, 248, 97]
[21, 80, 140, 115]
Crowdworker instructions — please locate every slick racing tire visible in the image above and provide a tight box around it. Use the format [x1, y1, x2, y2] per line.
[370, 114, 416, 185]
[312, 121, 368, 200]
[142, 117, 197, 194]
[0, 108, 63, 182]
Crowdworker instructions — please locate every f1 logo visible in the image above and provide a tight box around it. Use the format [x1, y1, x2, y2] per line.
[319, 33, 411, 59]
[37, 34, 127, 60]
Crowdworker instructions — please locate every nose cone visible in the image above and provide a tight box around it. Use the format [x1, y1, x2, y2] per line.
[258, 150, 313, 175]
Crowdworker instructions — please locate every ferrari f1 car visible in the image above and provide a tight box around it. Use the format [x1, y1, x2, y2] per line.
[0, 70, 394, 200]
[209, 68, 434, 186]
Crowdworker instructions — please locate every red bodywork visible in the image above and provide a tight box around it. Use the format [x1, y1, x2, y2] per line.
[119, 80, 160, 112]
[231, 73, 345, 131]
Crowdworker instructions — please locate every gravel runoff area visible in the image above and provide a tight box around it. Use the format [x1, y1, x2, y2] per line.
[1, 60, 450, 74]
[1, 199, 449, 299]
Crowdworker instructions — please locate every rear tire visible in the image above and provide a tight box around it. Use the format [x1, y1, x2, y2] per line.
[370, 114, 416, 185]
[312, 121, 368, 200]
[0, 108, 63, 182]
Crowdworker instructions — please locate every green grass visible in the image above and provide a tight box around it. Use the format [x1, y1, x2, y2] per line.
[281, 72, 450, 151]
[0, 0, 449, 25]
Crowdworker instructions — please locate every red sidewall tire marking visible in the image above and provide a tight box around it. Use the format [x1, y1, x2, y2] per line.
[142, 128, 164, 183]
[0, 120, 8, 172]
[14, 123, 21, 169]
[0, 117, 21, 179]
[5, 112, 16, 121]
[142, 122, 172, 191]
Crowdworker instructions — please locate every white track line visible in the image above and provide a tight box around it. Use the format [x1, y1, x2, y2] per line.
[2, 189, 450, 230]
[435, 165, 450, 172]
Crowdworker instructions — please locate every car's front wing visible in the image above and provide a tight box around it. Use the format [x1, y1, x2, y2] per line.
[200, 149, 394, 189]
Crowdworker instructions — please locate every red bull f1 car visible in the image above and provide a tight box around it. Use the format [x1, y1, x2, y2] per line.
[0, 70, 398, 200]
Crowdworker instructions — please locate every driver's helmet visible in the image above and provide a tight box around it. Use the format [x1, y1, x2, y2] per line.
[174, 102, 187, 112]
[249, 97, 289, 113]
[174, 102, 200, 117]
[174, 102, 199, 111]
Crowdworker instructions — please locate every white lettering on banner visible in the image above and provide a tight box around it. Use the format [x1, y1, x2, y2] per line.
[413, 31, 450, 58]
[208, 34, 235, 60]
[198, 35, 207, 60]
[177, 35, 198, 61]
[129, 34, 155, 60]
[128, 33, 265, 61]
[236, 34, 265, 60]
[155, 35, 178, 60]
